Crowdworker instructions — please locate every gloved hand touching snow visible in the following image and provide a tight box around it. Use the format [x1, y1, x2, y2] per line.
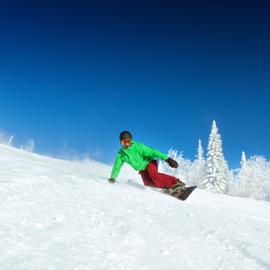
[108, 178, 116, 183]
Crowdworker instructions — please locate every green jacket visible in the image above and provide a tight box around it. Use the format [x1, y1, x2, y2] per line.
[110, 140, 168, 179]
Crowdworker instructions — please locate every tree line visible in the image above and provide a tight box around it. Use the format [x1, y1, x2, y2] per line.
[160, 120, 270, 201]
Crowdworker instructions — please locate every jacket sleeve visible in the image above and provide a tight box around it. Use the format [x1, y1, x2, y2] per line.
[110, 153, 124, 179]
[139, 143, 168, 161]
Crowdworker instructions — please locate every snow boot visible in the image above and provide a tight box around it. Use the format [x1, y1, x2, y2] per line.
[164, 181, 185, 196]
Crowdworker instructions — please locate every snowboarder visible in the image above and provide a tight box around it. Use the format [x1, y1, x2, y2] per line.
[108, 131, 186, 196]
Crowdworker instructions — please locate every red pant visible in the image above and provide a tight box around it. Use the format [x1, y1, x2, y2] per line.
[139, 160, 179, 188]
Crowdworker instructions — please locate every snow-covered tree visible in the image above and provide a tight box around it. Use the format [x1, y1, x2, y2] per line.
[241, 151, 247, 168]
[236, 155, 270, 200]
[197, 139, 204, 163]
[230, 151, 249, 197]
[203, 120, 230, 193]
[191, 139, 207, 188]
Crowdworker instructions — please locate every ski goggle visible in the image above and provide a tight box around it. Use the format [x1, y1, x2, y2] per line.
[121, 138, 131, 147]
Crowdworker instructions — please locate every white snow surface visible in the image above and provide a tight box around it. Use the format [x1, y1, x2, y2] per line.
[0, 144, 270, 270]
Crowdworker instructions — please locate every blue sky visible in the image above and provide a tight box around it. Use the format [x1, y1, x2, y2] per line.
[0, 1, 269, 168]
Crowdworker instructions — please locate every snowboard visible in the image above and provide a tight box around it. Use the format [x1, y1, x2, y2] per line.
[165, 186, 197, 201]
[177, 186, 197, 200]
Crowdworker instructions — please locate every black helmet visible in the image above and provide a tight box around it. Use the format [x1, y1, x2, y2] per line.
[119, 131, 132, 141]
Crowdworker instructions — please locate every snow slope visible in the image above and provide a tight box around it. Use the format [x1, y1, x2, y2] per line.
[0, 144, 270, 270]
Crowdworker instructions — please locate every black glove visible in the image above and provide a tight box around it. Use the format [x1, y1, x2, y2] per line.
[108, 178, 116, 183]
[166, 158, 178, 168]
